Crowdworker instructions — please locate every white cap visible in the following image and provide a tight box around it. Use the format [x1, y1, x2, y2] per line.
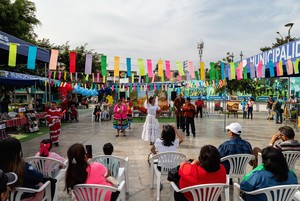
[226, 123, 242, 135]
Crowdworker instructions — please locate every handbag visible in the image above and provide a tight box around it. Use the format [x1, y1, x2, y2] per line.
[167, 165, 180, 183]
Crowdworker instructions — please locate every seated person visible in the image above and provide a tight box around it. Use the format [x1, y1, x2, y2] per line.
[240, 146, 298, 201]
[65, 143, 119, 201]
[251, 126, 300, 168]
[93, 105, 101, 122]
[175, 145, 226, 201]
[0, 169, 17, 201]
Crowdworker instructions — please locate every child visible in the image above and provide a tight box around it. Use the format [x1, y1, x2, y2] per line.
[36, 139, 65, 163]
[0, 169, 17, 201]
[103, 143, 114, 155]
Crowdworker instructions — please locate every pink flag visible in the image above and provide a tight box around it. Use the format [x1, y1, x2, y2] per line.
[236, 68, 242, 80]
[287, 60, 294, 75]
[276, 63, 280, 76]
[49, 71, 53, 79]
[165, 60, 171, 79]
[257, 61, 263, 78]
[49, 49, 59, 70]
[189, 61, 195, 78]
[58, 71, 62, 80]
[177, 73, 182, 82]
[97, 73, 100, 82]
[147, 59, 153, 77]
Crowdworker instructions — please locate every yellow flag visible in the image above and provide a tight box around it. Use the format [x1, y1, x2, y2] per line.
[114, 56, 120, 77]
[158, 59, 163, 76]
[200, 62, 205, 80]
[8, 43, 18, 67]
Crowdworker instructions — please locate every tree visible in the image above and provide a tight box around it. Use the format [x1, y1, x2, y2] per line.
[0, 0, 40, 43]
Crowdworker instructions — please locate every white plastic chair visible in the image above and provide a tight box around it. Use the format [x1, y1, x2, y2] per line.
[73, 181, 126, 201]
[149, 152, 186, 201]
[9, 180, 51, 201]
[25, 156, 67, 201]
[91, 155, 129, 193]
[221, 154, 255, 201]
[233, 183, 300, 201]
[170, 181, 228, 201]
[258, 150, 300, 171]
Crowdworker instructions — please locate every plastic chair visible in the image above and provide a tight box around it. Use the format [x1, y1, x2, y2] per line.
[233, 183, 300, 201]
[25, 156, 67, 201]
[91, 155, 129, 193]
[9, 180, 51, 201]
[73, 181, 126, 201]
[221, 154, 255, 201]
[258, 150, 300, 171]
[149, 152, 186, 201]
[170, 181, 228, 201]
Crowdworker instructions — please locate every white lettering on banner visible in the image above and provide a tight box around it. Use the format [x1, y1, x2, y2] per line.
[296, 41, 300, 58]
[279, 46, 286, 61]
[274, 47, 281, 62]
[267, 50, 272, 63]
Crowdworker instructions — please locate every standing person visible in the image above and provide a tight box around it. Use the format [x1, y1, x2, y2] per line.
[286, 94, 298, 119]
[247, 97, 255, 119]
[113, 99, 128, 137]
[65, 143, 119, 201]
[141, 91, 161, 145]
[194, 97, 204, 118]
[273, 95, 284, 124]
[241, 98, 247, 119]
[266, 95, 274, 120]
[173, 94, 185, 130]
[93, 105, 101, 122]
[182, 97, 196, 137]
[218, 123, 253, 173]
[125, 97, 133, 129]
[45, 102, 64, 147]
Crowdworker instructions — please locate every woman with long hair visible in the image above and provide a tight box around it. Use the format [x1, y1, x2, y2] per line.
[0, 138, 44, 200]
[241, 146, 298, 201]
[150, 125, 183, 154]
[65, 143, 119, 201]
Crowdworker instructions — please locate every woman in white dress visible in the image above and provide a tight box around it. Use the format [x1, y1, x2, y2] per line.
[141, 91, 161, 145]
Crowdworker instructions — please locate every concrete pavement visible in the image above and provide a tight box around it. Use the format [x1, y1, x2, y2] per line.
[21, 109, 300, 201]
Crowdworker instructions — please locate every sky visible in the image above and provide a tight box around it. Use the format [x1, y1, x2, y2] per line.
[32, 0, 300, 70]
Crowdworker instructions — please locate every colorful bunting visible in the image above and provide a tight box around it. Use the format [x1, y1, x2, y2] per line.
[278, 60, 283, 76]
[49, 49, 59, 70]
[70, 51, 76, 73]
[126, 58, 131, 77]
[286, 60, 293, 75]
[210, 62, 215, 80]
[268, 61, 275, 77]
[138, 59, 145, 76]
[158, 59, 163, 77]
[113, 56, 120, 77]
[27, 46, 37, 69]
[230, 62, 236, 80]
[294, 59, 299, 74]
[200, 62, 205, 80]
[101, 55, 107, 76]
[147, 59, 153, 77]
[221, 62, 225, 80]
[257, 61, 263, 78]
[189, 62, 195, 78]
[243, 67, 248, 80]
[165, 60, 171, 79]
[8, 43, 18, 67]
[176, 61, 184, 76]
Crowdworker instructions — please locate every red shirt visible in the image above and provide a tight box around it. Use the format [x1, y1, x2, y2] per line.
[178, 162, 226, 201]
[195, 100, 204, 107]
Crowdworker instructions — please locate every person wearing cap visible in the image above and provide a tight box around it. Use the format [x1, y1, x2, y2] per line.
[0, 169, 17, 201]
[218, 123, 253, 173]
[182, 97, 196, 137]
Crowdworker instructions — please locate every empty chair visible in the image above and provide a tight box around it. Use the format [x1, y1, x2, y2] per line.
[25, 156, 66, 201]
[221, 154, 255, 201]
[73, 181, 126, 201]
[91, 155, 129, 193]
[233, 183, 300, 201]
[170, 181, 228, 201]
[149, 152, 186, 201]
[9, 180, 52, 201]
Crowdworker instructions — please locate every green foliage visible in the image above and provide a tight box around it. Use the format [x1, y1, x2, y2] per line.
[0, 0, 40, 43]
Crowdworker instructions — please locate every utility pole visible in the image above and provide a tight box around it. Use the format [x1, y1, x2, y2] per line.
[240, 51, 243, 61]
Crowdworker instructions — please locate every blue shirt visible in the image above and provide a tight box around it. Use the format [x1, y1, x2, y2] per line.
[218, 136, 252, 172]
[241, 164, 298, 201]
[241, 101, 247, 109]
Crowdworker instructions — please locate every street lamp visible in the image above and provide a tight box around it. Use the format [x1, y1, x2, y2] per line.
[240, 51, 243, 61]
[197, 41, 204, 62]
[276, 31, 284, 40]
[284, 22, 294, 42]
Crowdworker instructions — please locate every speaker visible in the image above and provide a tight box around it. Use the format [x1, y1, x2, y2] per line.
[171, 91, 177, 101]
[119, 92, 126, 99]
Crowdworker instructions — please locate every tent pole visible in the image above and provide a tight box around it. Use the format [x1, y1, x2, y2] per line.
[13, 86, 16, 111]
[34, 81, 37, 111]
[45, 63, 48, 104]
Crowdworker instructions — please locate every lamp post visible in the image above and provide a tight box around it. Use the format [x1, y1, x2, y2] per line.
[285, 22, 294, 42]
[240, 51, 243, 61]
[276, 31, 284, 40]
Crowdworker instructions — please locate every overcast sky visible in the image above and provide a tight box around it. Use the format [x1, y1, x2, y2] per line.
[32, 0, 300, 70]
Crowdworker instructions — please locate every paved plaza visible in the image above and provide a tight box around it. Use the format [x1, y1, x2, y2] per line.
[21, 109, 300, 201]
